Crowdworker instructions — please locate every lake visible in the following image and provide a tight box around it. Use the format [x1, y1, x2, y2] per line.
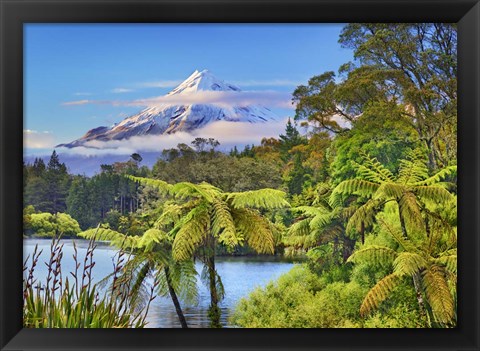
[23, 239, 295, 328]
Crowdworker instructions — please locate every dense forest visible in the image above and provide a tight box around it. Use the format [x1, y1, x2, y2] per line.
[23, 23, 457, 328]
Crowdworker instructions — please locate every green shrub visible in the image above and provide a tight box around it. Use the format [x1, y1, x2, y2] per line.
[231, 265, 366, 328]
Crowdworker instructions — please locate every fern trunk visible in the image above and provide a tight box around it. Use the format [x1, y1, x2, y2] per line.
[164, 267, 188, 328]
[412, 272, 431, 327]
[206, 253, 221, 328]
[398, 206, 408, 239]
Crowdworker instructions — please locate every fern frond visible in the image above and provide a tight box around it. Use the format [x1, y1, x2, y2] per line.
[78, 227, 140, 250]
[360, 273, 402, 316]
[329, 179, 379, 207]
[398, 191, 424, 232]
[397, 157, 429, 185]
[200, 265, 225, 302]
[128, 261, 151, 312]
[356, 152, 395, 182]
[292, 206, 327, 217]
[227, 188, 290, 210]
[232, 208, 274, 254]
[414, 186, 454, 204]
[347, 245, 397, 266]
[375, 183, 406, 200]
[377, 219, 419, 253]
[127, 175, 173, 195]
[413, 166, 457, 186]
[158, 261, 198, 305]
[172, 204, 210, 261]
[422, 265, 455, 324]
[310, 211, 336, 231]
[435, 255, 457, 274]
[138, 229, 169, 251]
[155, 203, 184, 228]
[393, 252, 427, 276]
[171, 182, 220, 202]
[211, 198, 239, 248]
[345, 199, 382, 236]
[287, 218, 312, 238]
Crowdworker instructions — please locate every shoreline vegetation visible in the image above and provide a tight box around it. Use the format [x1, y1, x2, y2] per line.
[23, 24, 457, 328]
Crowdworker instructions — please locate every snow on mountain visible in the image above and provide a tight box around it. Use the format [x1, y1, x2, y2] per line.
[58, 69, 279, 148]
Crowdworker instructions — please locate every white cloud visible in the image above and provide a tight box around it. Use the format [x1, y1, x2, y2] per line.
[111, 88, 134, 94]
[24, 130, 55, 149]
[73, 92, 92, 96]
[232, 79, 301, 87]
[62, 90, 294, 109]
[63, 99, 91, 106]
[137, 80, 182, 88]
[57, 119, 289, 156]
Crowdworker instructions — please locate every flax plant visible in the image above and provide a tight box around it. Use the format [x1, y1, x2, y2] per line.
[23, 236, 156, 328]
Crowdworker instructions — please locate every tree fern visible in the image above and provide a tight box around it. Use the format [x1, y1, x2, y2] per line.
[232, 208, 275, 254]
[422, 265, 455, 324]
[434, 255, 457, 274]
[226, 188, 290, 210]
[329, 179, 379, 207]
[79, 227, 139, 250]
[393, 252, 427, 276]
[355, 151, 395, 182]
[345, 199, 384, 236]
[413, 166, 457, 186]
[347, 245, 397, 266]
[360, 273, 402, 316]
[211, 198, 239, 248]
[138, 228, 168, 252]
[171, 182, 220, 202]
[414, 186, 454, 204]
[172, 204, 210, 261]
[127, 175, 173, 195]
[397, 154, 429, 185]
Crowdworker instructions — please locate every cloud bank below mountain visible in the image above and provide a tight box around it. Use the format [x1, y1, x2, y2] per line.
[56, 119, 288, 156]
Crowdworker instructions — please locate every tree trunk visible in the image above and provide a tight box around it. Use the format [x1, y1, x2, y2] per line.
[412, 272, 431, 327]
[360, 221, 365, 245]
[164, 267, 188, 328]
[206, 254, 221, 328]
[398, 203, 408, 239]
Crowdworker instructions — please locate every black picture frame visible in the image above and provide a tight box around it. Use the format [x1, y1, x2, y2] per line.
[1, 0, 479, 350]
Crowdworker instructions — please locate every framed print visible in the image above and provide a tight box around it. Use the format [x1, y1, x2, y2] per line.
[1, 0, 479, 350]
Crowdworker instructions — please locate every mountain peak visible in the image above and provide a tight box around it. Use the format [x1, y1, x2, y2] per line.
[168, 69, 241, 96]
[57, 69, 278, 148]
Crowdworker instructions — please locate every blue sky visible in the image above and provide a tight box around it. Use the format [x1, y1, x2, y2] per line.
[24, 24, 353, 155]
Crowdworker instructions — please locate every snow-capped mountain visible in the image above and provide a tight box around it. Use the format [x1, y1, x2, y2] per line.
[58, 69, 278, 148]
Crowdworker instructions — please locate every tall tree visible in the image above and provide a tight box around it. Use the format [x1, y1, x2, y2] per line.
[294, 24, 457, 170]
[339, 24, 457, 169]
[279, 118, 305, 161]
[44, 150, 70, 213]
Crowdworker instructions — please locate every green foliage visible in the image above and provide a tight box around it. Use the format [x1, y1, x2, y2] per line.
[27, 212, 80, 237]
[231, 265, 366, 328]
[331, 151, 456, 240]
[24, 151, 70, 213]
[348, 219, 457, 326]
[151, 146, 282, 192]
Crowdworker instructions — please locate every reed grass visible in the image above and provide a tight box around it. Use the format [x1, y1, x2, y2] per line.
[23, 235, 157, 328]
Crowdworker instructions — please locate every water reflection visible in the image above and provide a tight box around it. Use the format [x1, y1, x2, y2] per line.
[24, 239, 294, 328]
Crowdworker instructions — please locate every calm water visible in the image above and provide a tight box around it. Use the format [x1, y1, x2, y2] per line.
[23, 239, 294, 328]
